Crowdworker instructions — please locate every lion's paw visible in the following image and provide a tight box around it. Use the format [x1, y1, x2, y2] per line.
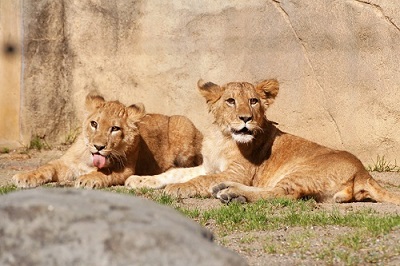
[75, 175, 105, 189]
[125, 175, 164, 189]
[12, 172, 48, 188]
[212, 182, 247, 204]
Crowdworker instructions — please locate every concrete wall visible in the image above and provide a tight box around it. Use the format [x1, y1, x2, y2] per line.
[0, 0, 21, 148]
[1, 0, 400, 165]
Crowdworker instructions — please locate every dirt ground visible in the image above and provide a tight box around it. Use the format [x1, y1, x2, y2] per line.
[1, 148, 400, 265]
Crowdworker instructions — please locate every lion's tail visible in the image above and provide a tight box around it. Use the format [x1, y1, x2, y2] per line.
[356, 172, 400, 205]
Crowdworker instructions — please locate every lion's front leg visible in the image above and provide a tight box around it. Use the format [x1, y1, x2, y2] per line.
[12, 167, 55, 188]
[75, 167, 133, 189]
[163, 171, 237, 198]
[75, 172, 111, 189]
[211, 182, 257, 203]
[12, 161, 67, 188]
[212, 181, 297, 203]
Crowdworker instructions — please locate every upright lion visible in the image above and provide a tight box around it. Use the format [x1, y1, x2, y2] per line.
[12, 93, 202, 188]
[126, 79, 400, 205]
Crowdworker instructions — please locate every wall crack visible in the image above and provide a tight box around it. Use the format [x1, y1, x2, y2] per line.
[271, 0, 344, 145]
[354, 0, 400, 32]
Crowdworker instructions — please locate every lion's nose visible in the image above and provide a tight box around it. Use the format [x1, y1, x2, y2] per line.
[239, 116, 252, 123]
[94, 144, 106, 151]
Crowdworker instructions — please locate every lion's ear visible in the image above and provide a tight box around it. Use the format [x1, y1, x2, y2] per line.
[197, 79, 223, 104]
[127, 103, 146, 126]
[255, 79, 279, 106]
[85, 91, 105, 113]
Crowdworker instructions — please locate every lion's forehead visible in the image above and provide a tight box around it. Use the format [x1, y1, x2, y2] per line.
[223, 83, 259, 100]
[225, 81, 254, 89]
[102, 102, 128, 115]
[93, 103, 128, 118]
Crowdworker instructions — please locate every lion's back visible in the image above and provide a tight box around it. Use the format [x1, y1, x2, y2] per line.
[135, 114, 203, 175]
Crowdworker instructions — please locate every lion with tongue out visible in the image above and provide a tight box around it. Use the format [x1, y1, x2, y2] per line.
[12, 93, 203, 189]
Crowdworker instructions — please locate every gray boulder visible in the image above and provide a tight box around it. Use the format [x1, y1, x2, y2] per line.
[0, 188, 247, 266]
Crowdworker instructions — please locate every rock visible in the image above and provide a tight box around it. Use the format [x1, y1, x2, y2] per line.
[0, 188, 247, 266]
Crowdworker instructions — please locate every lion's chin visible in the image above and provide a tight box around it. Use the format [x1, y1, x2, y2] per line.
[231, 133, 254, 143]
[230, 126, 254, 143]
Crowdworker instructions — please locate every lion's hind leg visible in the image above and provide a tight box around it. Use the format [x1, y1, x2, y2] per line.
[333, 186, 354, 203]
[352, 171, 400, 205]
[125, 165, 205, 189]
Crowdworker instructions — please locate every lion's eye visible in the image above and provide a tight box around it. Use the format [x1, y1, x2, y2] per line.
[226, 98, 235, 106]
[90, 121, 98, 129]
[111, 126, 120, 132]
[249, 98, 259, 105]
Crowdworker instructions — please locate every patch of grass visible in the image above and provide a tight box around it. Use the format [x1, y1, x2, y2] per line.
[343, 209, 400, 235]
[337, 231, 363, 250]
[1, 147, 10, 154]
[263, 229, 315, 257]
[154, 193, 175, 205]
[62, 128, 81, 145]
[366, 155, 400, 172]
[318, 245, 362, 265]
[199, 199, 315, 232]
[136, 187, 156, 196]
[29, 135, 50, 151]
[0, 184, 17, 195]
[3, 186, 398, 237]
[240, 235, 256, 244]
[316, 229, 383, 265]
[197, 199, 400, 236]
[264, 238, 279, 254]
[178, 208, 201, 219]
[199, 199, 400, 265]
[103, 187, 178, 207]
[287, 230, 314, 250]
[103, 186, 136, 195]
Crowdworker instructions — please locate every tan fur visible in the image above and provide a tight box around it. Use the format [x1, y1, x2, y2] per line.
[12, 93, 202, 189]
[129, 79, 400, 205]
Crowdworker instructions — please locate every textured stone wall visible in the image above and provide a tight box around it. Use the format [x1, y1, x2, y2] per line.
[20, 0, 400, 164]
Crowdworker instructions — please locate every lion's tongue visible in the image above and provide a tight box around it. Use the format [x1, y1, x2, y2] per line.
[93, 154, 106, 169]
